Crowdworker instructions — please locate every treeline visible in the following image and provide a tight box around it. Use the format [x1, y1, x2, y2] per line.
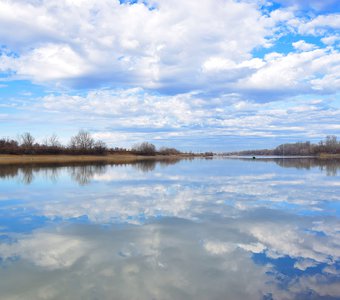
[0, 131, 182, 156]
[227, 136, 340, 156]
[0, 131, 107, 155]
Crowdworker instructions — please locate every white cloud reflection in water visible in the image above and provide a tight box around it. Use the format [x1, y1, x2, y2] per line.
[0, 158, 339, 299]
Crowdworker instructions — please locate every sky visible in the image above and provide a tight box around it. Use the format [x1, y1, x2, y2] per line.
[0, 0, 339, 151]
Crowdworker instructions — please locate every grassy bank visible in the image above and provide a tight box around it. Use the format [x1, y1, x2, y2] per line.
[319, 153, 340, 158]
[0, 154, 192, 165]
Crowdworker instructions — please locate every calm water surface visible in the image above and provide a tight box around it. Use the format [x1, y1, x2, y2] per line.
[0, 158, 339, 300]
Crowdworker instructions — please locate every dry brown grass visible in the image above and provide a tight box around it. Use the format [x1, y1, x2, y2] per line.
[319, 153, 340, 158]
[0, 154, 188, 165]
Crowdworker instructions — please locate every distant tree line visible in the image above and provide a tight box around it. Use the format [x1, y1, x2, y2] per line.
[227, 136, 340, 156]
[0, 131, 182, 156]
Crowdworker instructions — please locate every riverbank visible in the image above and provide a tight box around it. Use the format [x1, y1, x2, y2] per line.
[318, 153, 340, 158]
[221, 153, 340, 159]
[0, 154, 194, 165]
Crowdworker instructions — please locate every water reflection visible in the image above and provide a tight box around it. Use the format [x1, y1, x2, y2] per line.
[69, 164, 107, 185]
[0, 158, 339, 186]
[239, 157, 340, 176]
[0, 158, 182, 185]
[275, 158, 340, 176]
[0, 158, 339, 299]
[0, 212, 339, 300]
[132, 158, 183, 172]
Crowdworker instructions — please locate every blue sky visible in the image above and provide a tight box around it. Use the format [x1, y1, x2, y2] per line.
[0, 0, 339, 151]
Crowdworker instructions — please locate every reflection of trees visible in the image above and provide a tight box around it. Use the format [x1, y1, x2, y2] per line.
[274, 158, 340, 176]
[0, 165, 41, 184]
[68, 164, 107, 185]
[0, 163, 106, 185]
[20, 167, 34, 184]
[0, 165, 19, 179]
[132, 160, 156, 172]
[241, 158, 340, 176]
[158, 158, 182, 167]
[0, 158, 183, 184]
[131, 158, 182, 173]
[42, 167, 59, 183]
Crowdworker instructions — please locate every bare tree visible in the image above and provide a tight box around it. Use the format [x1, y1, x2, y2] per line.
[93, 140, 107, 154]
[20, 132, 35, 147]
[70, 130, 95, 150]
[325, 135, 338, 153]
[48, 134, 61, 147]
[132, 142, 156, 155]
[159, 147, 180, 155]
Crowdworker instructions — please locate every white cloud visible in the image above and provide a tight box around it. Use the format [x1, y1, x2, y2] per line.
[294, 258, 318, 271]
[321, 35, 340, 45]
[14, 44, 89, 81]
[0, 0, 339, 100]
[292, 40, 317, 51]
[298, 14, 340, 35]
[238, 48, 340, 95]
[41, 88, 204, 128]
[0, 0, 272, 92]
[202, 57, 238, 73]
[238, 242, 266, 253]
[203, 240, 236, 255]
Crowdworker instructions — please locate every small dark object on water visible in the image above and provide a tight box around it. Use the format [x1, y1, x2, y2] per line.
[253, 156, 256, 159]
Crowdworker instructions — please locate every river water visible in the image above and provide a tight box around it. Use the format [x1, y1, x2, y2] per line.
[0, 158, 339, 299]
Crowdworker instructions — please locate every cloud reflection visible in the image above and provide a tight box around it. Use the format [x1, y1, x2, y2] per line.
[0, 212, 339, 300]
[0, 158, 339, 299]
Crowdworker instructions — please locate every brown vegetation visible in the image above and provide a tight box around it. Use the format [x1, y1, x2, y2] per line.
[0, 131, 108, 155]
[131, 142, 157, 156]
[0, 154, 139, 164]
[0, 131, 184, 157]
[226, 136, 340, 157]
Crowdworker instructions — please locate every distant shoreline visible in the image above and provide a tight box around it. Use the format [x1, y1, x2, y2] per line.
[220, 153, 340, 159]
[0, 154, 200, 165]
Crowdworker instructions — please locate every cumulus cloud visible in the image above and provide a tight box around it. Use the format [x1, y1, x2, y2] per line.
[238, 48, 340, 96]
[321, 35, 340, 45]
[298, 14, 340, 35]
[0, 0, 272, 92]
[1, 0, 338, 99]
[292, 40, 317, 51]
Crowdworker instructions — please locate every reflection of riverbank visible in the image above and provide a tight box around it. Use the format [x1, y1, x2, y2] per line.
[274, 158, 340, 176]
[235, 157, 340, 176]
[0, 159, 183, 185]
